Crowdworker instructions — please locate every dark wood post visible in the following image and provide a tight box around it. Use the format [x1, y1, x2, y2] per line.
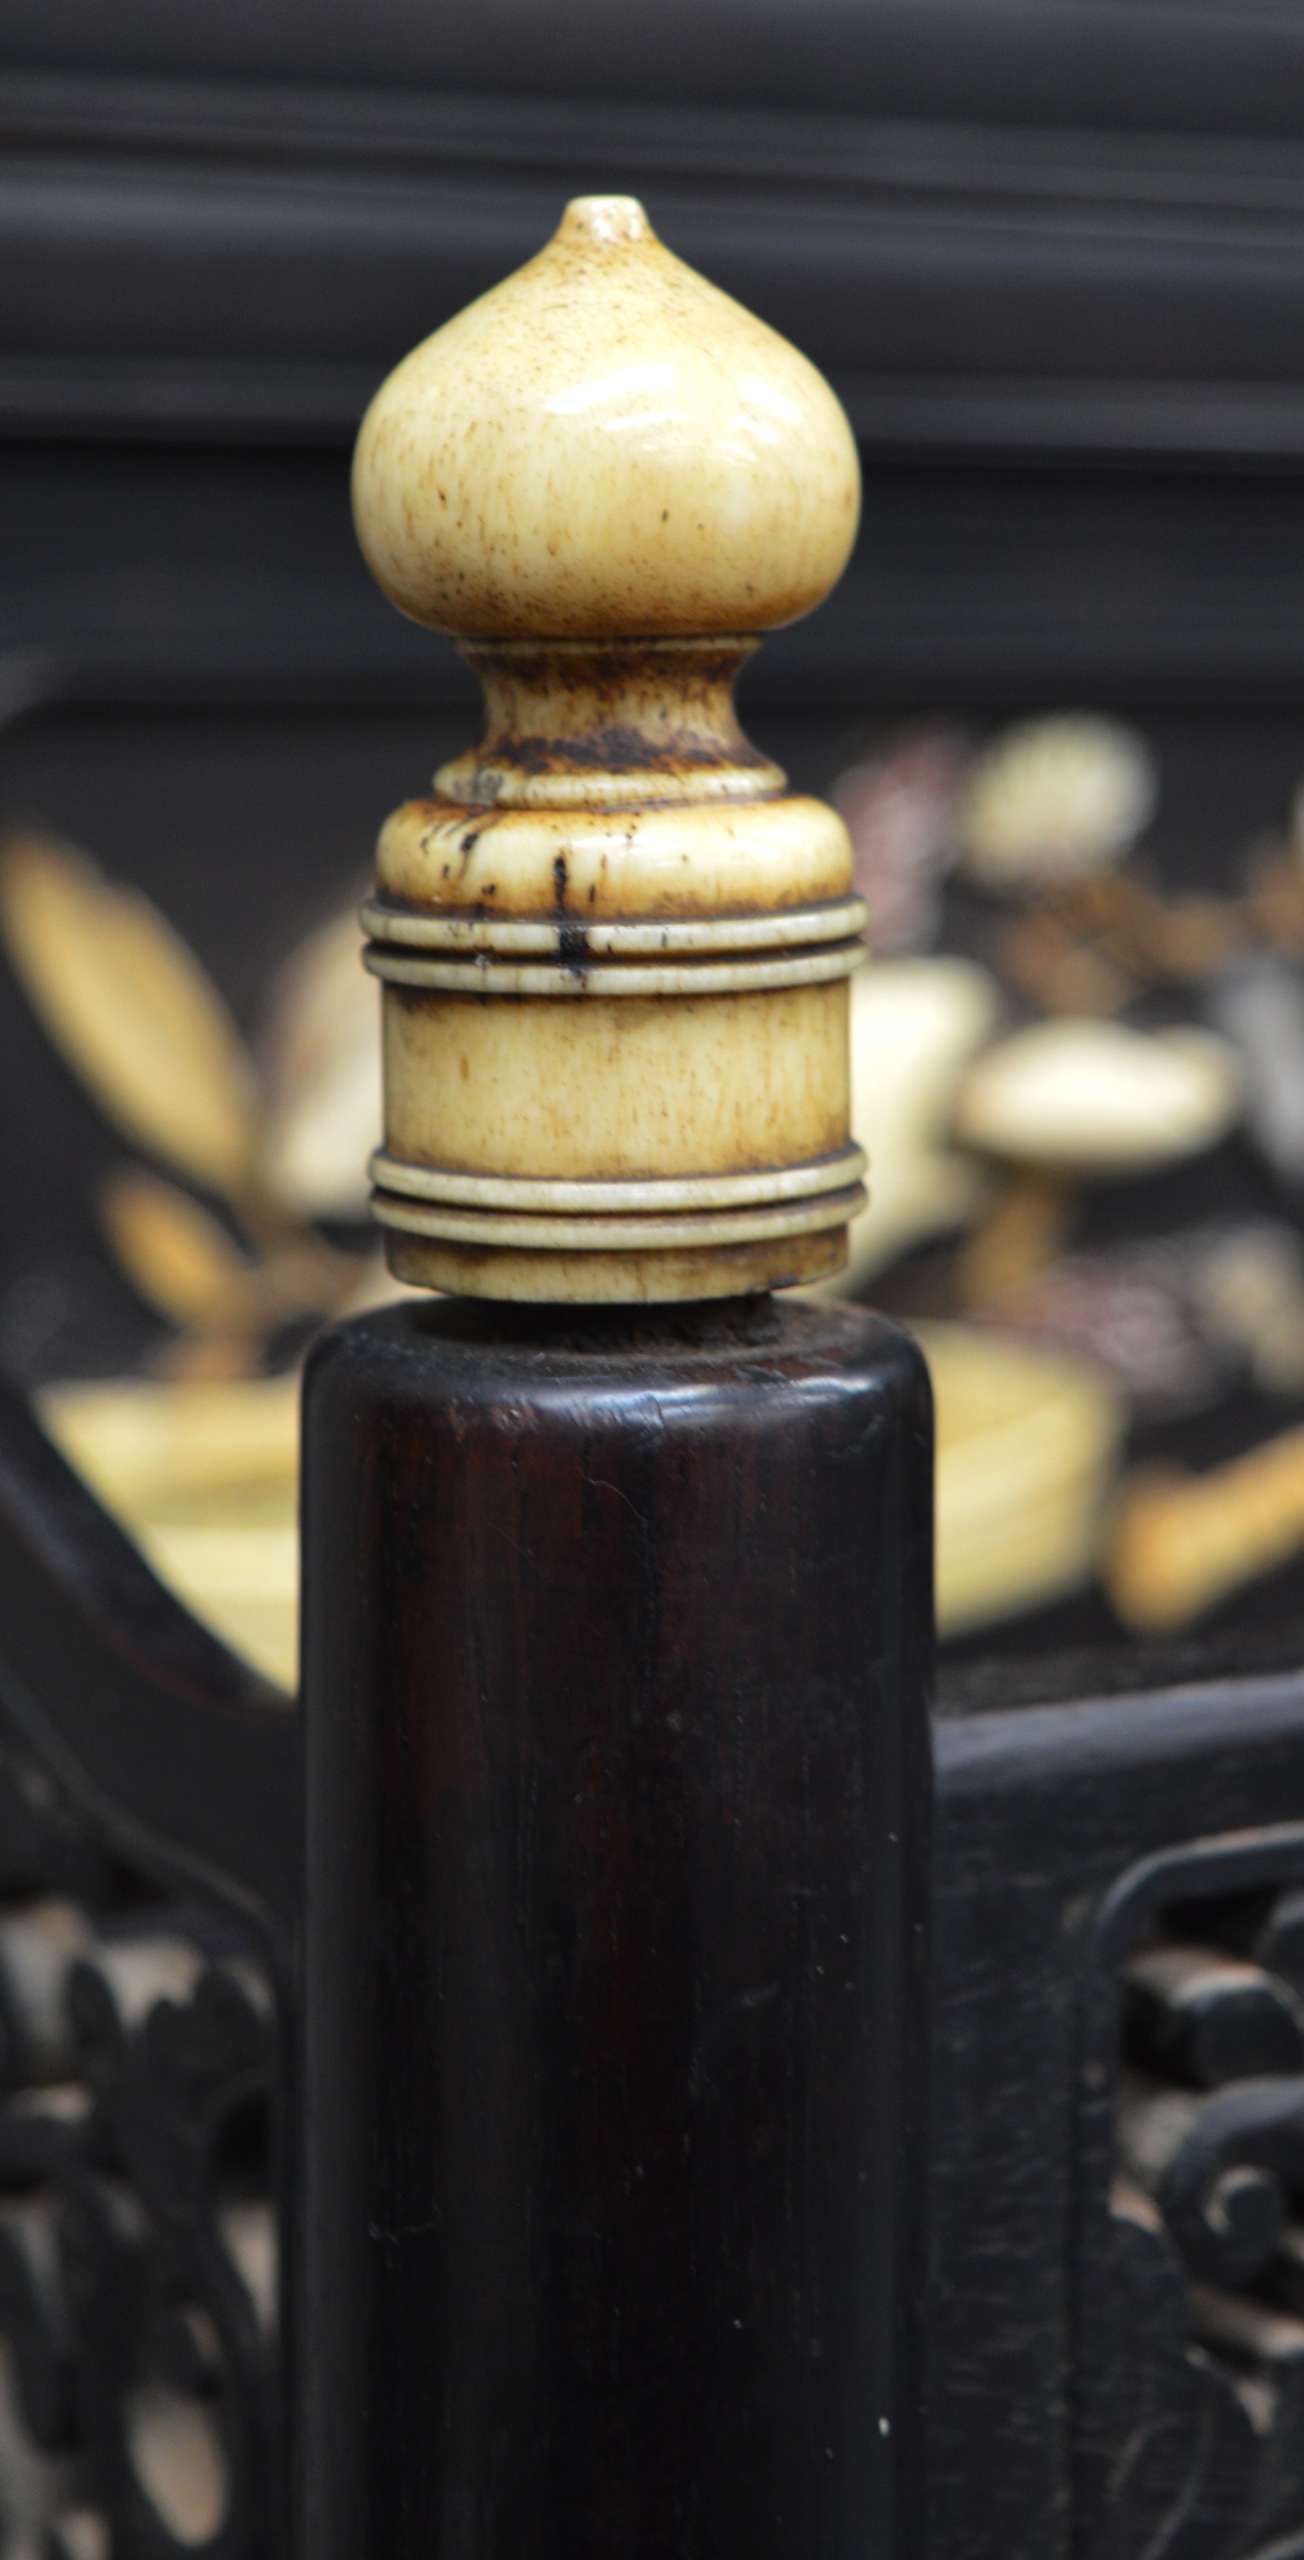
[297, 197, 933, 2560]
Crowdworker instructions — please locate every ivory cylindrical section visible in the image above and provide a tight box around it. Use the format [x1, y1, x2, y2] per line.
[377, 795, 852, 920]
[383, 979, 850, 1182]
[362, 898, 867, 959]
[373, 1183, 864, 1252]
[383, 1224, 849, 1301]
[369, 1148, 866, 1213]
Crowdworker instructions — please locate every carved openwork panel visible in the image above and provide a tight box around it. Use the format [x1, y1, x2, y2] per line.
[0, 1374, 294, 2560]
[0, 1759, 280, 2560]
[1078, 1828, 1304, 2560]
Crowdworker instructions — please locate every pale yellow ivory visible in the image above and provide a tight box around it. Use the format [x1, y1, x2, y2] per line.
[376, 793, 852, 921]
[352, 194, 865, 1300]
[383, 983, 850, 1181]
[353, 197, 859, 642]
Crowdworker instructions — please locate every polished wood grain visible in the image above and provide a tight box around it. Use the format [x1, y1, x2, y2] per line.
[299, 1294, 932, 2560]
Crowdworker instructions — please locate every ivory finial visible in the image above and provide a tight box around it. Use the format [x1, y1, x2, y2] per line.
[352, 195, 859, 643]
[354, 197, 868, 1302]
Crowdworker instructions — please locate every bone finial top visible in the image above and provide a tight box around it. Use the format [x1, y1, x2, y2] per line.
[351, 195, 860, 642]
[354, 197, 867, 1303]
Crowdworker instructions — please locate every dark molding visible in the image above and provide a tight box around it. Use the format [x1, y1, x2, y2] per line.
[6, 66, 1304, 463]
[7, 1, 1304, 137]
[841, 378, 1304, 470]
[15, 443, 1304, 717]
[0, 356, 379, 446]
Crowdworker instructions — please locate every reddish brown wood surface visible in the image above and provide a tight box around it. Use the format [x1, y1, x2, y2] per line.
[299, 1295, 932, 2560]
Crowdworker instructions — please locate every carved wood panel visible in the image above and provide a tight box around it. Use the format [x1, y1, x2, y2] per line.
[1078, 1831, 1304, 2560]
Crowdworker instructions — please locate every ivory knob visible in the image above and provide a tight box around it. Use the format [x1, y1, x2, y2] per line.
[353, 195, 859, 642]
[353, 197, 867, 1303]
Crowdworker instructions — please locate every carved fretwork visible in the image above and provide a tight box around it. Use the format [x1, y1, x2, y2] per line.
[1080, 1837, 1304, 2560]
[0, 1374, 294, 2560]
[0, 1870, 279, 2560]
